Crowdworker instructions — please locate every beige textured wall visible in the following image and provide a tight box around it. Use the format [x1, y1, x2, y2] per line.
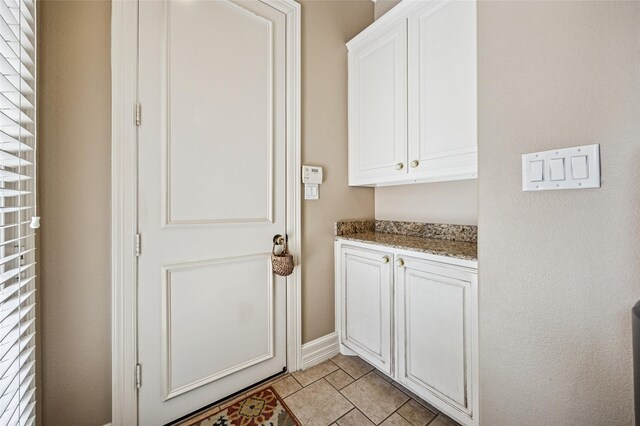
[38, 1, 112, 425]
[375, 181, 477, 225]
[374, 0, 399, 20]
[478, 1, 640, 424]
[299, 0, 374, 343]
[375, 181, 478, 226]
[374, 0, 478, 226]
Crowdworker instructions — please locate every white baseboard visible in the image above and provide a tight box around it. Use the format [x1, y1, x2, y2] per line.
[301, 331, 339, 370]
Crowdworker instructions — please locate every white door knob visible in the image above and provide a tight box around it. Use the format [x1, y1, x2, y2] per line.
[396, 258, 405, 267]
[410, 160, 419, 168]
[395, 162, 404, 171]
[382, 256, 390, 264]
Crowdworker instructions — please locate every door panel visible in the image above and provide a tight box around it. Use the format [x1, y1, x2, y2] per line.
[340, 246, 393, 375]
[166, 0, 276, 224]
[164, 255, 274, 399]
[138, 1, 288, 424]
[397, 256, 474, 415]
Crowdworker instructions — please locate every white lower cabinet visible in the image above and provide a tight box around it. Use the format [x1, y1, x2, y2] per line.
[336, 241, 478, 426]
[338, 245, 394, 376]
[396, 255, 477, 423]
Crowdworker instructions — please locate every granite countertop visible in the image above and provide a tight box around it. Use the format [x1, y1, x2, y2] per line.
[335, 220, 477, 262]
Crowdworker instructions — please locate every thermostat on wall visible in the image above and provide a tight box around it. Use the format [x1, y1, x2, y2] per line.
[302, 165, 323, 200]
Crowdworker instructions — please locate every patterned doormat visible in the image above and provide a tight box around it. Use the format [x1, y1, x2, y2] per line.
[180, 386, 301, 426]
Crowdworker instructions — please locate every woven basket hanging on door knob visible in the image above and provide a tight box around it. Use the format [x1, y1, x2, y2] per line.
[272, 236, 294, 277]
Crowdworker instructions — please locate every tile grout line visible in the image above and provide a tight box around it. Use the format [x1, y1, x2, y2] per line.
[339, 391, 380, 425]
[289, 359, 340, 389]
[281, 361, 345, 401]
[335, 407, 358, 426]
[426, 414, 444, 426]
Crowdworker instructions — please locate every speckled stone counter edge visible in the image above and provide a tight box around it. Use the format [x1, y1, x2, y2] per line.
[334, 219, 375, 236]
[336, 219, 477, 243]
[337, 232, 478, 261]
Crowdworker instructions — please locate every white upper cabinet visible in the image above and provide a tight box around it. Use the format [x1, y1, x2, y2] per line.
[348, 20, 408, 185]
[347, 0, 477, 187]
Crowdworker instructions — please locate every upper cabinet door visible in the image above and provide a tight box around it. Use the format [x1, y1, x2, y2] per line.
[407, 0, 477, 181]
[348, 20, 408, 186]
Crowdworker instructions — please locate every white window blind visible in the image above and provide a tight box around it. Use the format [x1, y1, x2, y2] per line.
[0, 0, 36, 425]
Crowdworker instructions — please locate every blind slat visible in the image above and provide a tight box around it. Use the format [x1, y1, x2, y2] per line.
[0, 187, 29, 197]
[0, 235, 35, 249]
[0, 110, 33, 138]
[0, 149, 32, 167]
[0, 13, 33, 53]
[0, 54, 33, 92]
[0, 309, 33, 348]
[0, 206, 32, 214]
[0, 220, 28, 230]
[0, 264, 34, 289]
[0, 340, 33, 381]
[0, 91, 34, 124]
[0, 248, 32, 267]
[0, 342, 33, 392]
[0, 333, 34, 373]
[0, 276, 33, 304]
[0, 135, 33, 153]
[0, 371, 33, 417]
[0, 168, 32, 182]
[0, 343, 32, 381]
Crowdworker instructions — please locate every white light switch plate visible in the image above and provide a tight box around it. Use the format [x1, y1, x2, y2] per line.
[522, 144, 600, 191]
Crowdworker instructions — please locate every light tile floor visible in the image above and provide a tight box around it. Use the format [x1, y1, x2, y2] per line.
[200, 354, 462, 426]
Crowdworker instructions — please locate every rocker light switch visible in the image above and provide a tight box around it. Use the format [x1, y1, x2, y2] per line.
[549, 158, 565, 181]
[530, 160, 544, 182]
[571, 155, 589, 179]
[522, 144, 600, 191]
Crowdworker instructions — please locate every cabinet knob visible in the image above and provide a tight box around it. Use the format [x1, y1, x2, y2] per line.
[410, 160, 419, 168]
[395, 162, 404, 171]
[396, 258, 405, 267]
[382, 256, 390, 264]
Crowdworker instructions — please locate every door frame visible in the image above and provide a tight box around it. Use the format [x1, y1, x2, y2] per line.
[110, 1, 302, 424]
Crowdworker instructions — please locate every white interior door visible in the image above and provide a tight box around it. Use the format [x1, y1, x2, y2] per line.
[137, 1, 288, 424]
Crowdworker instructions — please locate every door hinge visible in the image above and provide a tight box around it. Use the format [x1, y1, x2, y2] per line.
[135, 233, 141, 257]
[135, 103, 141, 126]
[136, 363, 142, 389]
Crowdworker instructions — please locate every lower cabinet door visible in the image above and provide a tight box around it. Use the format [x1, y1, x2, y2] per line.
[396, 255, 476, 419]
[340, 245, 394, 375]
